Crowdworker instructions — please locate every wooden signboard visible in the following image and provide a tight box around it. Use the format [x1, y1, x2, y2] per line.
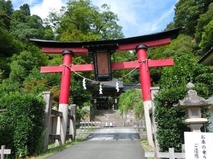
[184, 132, 213, 159]
[93, 52, 112, 81]
[97, 52, 109, 74]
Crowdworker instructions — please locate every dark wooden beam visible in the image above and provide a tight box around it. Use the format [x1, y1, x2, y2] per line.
[30, 28, 181, 54]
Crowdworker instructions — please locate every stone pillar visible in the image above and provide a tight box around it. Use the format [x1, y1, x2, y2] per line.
[43, 91, 52, 150]
[69, 104, 76, 141]
[151, 87, 160, 152]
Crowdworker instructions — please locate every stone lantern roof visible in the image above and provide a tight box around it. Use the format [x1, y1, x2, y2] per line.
[178, 82, 210, 108]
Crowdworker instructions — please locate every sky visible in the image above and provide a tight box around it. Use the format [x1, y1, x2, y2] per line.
[11, 0, 179, 38]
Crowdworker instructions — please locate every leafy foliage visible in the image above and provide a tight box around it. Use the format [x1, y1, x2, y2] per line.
[53, 0, 123, 41]
[0, 92, 45, 158]
[173, 0, 211, 37]
[199, 20, 213, 52]
[70, 74, 92, 107]
[0, 28, 23, 78]
[155, 91, 188, 152]
[150, 34, 196, 85]
[119, 89, 144, 120]
[0, 0, 13, 29]
[195, 3, 213, 44]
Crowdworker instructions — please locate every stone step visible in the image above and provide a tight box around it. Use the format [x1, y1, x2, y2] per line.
[93, 110, 123, 127]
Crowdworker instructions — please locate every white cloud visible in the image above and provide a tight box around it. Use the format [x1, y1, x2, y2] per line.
[11, 0, 65, 18]
[149, 6, 175, 33]
[30, 0, 65, 19]
[91, 0, 177, 37]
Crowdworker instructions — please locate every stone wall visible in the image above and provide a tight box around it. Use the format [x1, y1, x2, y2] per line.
[123, 110, 145, 128]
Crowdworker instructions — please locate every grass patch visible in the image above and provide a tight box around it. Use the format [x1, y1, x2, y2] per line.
[140, 138, 154, 159]
[29, 138, 85, 159]
[141, 138, 154, 152]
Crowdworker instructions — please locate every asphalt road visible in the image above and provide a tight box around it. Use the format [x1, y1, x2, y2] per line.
[46, 127, 145, 159]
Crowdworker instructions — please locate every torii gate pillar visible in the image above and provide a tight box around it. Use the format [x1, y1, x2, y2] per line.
[56, 50, 73, 146]
[136, 44, 154, 147]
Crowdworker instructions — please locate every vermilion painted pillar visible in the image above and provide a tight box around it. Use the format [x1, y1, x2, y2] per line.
[136, 44, 154, 147]
[56, 50, 73, 146]
[59, 50, 73, 104]
[136, 44, 151, 101]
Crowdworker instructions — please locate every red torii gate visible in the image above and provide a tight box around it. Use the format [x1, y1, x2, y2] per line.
[30, 27, 181, 146]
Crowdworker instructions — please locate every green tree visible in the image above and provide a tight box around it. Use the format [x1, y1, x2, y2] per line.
[4, 45, 48, 92]
[70, 74, 92, 106]
[45, 0, 123, 41]
[149, 34, 196, 85]
[0, 28, 23, 79]
[0, 0, 13, 30]
[20, 3, 30, 16]
[10, 4, 53, 42]
[174, 0, 211, 36]
[199, 20, 213, 52]
[195, 3, 213, 45]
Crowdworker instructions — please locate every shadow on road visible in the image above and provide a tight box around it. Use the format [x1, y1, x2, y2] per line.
[84, 127, 141, 141]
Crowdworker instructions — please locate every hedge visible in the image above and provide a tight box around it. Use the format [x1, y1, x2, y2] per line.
[0, 92, 45, 158]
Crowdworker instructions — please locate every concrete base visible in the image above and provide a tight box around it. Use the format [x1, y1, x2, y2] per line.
[55, 104, 68, 146]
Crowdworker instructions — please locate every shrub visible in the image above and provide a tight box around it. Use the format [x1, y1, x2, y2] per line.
[154, 87, 189, 152]
[0, 92, 45, 158]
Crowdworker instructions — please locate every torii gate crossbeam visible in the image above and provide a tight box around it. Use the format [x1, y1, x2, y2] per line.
[40, 59, 174, 73]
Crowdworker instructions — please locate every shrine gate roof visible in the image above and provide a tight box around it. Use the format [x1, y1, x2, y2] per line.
[30, 27, 181, 54]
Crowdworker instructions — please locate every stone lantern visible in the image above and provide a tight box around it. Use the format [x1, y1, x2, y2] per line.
[177, 82, 210, 132]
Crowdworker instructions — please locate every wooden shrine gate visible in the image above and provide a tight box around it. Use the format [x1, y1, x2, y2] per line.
[30, 27, 181, 146]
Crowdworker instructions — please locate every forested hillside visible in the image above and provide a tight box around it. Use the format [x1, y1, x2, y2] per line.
[0, 0, 213, 157]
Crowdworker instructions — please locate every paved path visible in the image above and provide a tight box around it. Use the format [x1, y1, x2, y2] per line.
[46, 127, 145, 159]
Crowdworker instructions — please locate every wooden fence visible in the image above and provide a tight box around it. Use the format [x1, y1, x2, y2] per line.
[145, 148, 185, 159]
[79, 121, 116, 129]
[0, 145, 11, 159]
[43, 91, 76, 148]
